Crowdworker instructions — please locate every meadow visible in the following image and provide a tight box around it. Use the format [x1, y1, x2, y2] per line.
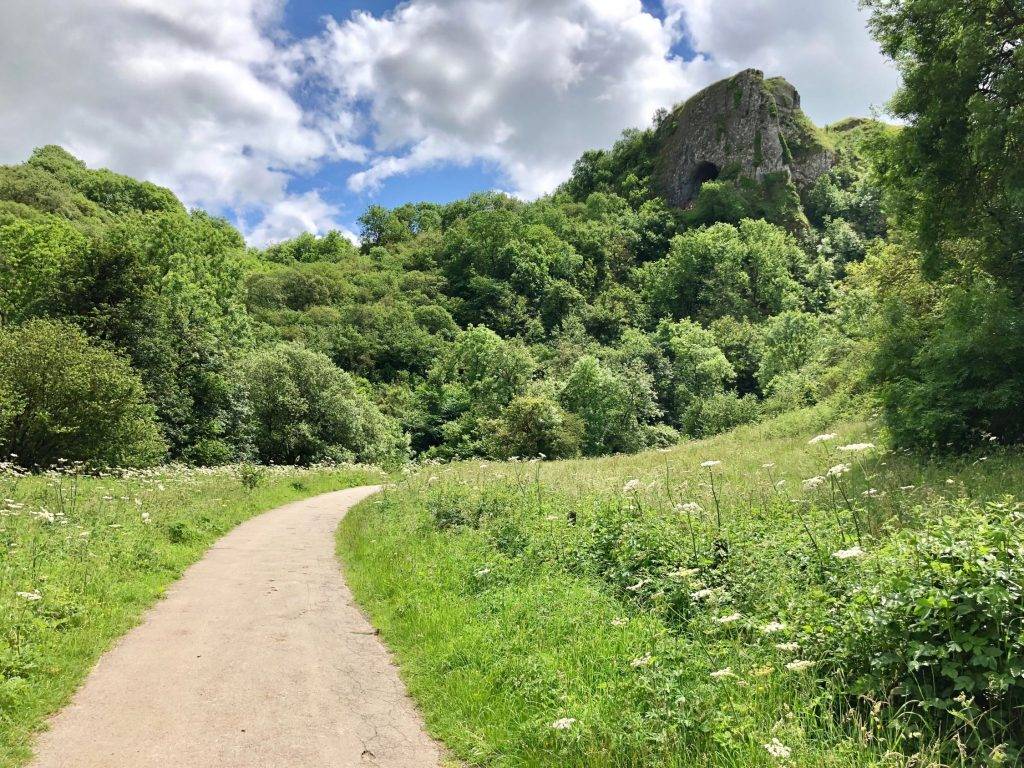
[339, 407, 1024, 767]
[0, 461, 381, 766]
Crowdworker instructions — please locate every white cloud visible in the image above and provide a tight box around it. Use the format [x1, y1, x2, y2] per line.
[244, 190, 356, 247]
[311, 0, 721, 198]
[0, 0, 900, 239]
[664, 0, 900, 125]
[0, 0, 352, 241]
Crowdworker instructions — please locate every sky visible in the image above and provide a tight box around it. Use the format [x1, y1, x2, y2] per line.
[0, 0, 900, 246]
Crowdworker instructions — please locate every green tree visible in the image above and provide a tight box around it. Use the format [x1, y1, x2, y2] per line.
[0, 320, 165, 467]
[241, 343, 405, 466]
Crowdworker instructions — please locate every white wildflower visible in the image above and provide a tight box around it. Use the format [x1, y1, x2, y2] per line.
[691, 587, 720, 600]
[626, 578, 649, 592]
[675, 502, 702, 514]
[700, 460, 722, 468]
[775, 642, 800, 652]
[826, 463, 852, 478]
[764, 738, 792, 759]
[761, 621, 786, 634]
[475, 568, 491, 577]
[899, 485, 916, 491]
[762, 463, 776, 469]
[786, 659, 814, 672]
[802, 476, 825, 491]
[551, 717, 576, 730]
[838, 443, 875, 453]
[611, 617, 628, 627]
[710, 667, 735, 679]
[808, 433, 838, 445]
[16, 590, 42, 602]
[716, 612, 742, 624]
[622, 479, 641, 494]
[630, 654, 653, 668]
[832, 546, 864, 560]
[141, 512, 151, 524]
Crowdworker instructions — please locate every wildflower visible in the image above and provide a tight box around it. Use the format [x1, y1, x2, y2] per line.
[838, 443, 875, 453]
[17, 590, 42, 601]
[716, 612, 742, 624]
[826, 463, 851, 478]
[774, 480, 786, 488]
[762, 463, 776, 469]
[622, 479, 641, 494]
[832, 546, 864, 560]
[626, 578, 649, 592]
[808, 433, 837, 445]
[785, 659, 814, 672]
[899, 485, 916, 491]
[141, 512, 151, 524]
[691, 587, 720, 600]
[671, 567, 700, 579]
[802, 476, 825, 491]
[611, 617, 628, 627]
[775, 642, 800, 652]
[551, 717, 576, 730]
[630, 654, 653, 668]
[861, 488, 881, 498]
[675, 502, 702, 514]
[764, 738, 792, 759]
[475, 568, 491, 577]
[946, 478, 956, 485]
[428, 476, 439, 484]
[752, 665, 774, 677]
[710, 667, 735, 679]
[700, 460, 722, 468]
[761, 621, 786, 634]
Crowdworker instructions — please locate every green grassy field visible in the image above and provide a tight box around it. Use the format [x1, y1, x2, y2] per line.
[339, 408, 1024, 767]
[0, 462, 381, 766]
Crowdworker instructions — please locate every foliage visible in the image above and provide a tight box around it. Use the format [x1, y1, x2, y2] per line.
[240, 343, 406, 466]
[830, 500, 1024, 758]
[0, 320, 165, 468]
[487, 395, 584, 459]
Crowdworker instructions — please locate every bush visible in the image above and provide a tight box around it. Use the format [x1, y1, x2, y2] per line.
[241, 342, 407, 466]
[0, 319, 166, 467]
[681, 392, 760, 438]
[487, 395, 583, 459]
[829, 500, 1024, 756]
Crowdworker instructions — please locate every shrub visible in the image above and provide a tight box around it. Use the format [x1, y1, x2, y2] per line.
[829, 500, 1024, 756]
[487, 395, 583, 459]
[682, 392, 760, 438]
[241, 342, 407, 466]
[0, 319, 166, 467]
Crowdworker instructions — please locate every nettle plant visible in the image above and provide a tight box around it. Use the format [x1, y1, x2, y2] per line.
[831, 499, 1024, 755]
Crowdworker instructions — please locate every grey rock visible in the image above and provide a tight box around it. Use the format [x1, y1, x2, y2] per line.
[653, 69, 834, 208]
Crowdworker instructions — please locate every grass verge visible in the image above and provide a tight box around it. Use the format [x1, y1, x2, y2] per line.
[339, 408, 1024, 767]
[0, 462, 380, 766]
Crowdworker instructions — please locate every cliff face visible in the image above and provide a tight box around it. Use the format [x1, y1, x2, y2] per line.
[653, 69, 834, 208]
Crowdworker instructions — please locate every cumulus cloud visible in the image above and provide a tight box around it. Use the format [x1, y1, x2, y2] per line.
[0, 0, 358, 241]
[245, 190, 356, 247]
[310, 0, 721, 198]
[0, 0, 900, 239]
[664, 0, 900, 124]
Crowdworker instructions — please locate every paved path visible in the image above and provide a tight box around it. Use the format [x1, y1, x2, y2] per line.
[29, 486, 444, 768]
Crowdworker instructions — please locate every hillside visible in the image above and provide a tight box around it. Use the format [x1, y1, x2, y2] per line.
[0, 72, 891, 469]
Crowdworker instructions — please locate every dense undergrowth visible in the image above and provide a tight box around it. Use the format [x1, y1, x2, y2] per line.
[0, 462, 381, 766]
[340, 409, 1024, 767]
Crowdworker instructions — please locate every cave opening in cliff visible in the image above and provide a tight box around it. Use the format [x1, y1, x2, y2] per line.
[693, 161, 720, 189]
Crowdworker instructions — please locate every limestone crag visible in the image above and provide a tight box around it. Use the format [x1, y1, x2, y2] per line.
[654, 69, 834, 208]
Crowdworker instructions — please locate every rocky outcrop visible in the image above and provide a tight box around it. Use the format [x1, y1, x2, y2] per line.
[653, 69, 834, 208]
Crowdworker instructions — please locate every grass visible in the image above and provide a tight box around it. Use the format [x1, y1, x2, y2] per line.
[0, 461, 381, 766]
[338, 407, 1024, 767]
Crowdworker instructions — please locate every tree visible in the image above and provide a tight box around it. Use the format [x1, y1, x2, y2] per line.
[864, 0, 1024, 447]
[560, 356, 650, 456]
[487, 395, 583, 459]
[0, 320, 165, 467]
[241, 343, 406, 466]
[863, 0, 1023, 283]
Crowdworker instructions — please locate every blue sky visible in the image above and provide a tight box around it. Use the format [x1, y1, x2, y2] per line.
[275, 0, 696, 239]
[0, 0, 900, 245]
